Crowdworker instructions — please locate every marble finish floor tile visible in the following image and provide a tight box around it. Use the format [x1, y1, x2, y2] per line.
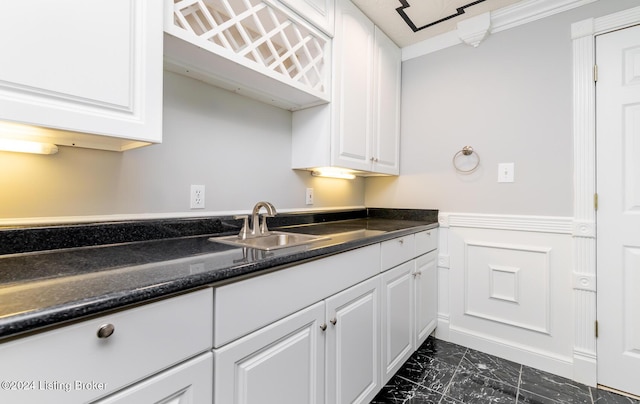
[370, 336, 640, 404]
[446, 370, 518, 403]
[519, 365, 591, 403]
[591, 389, 640, 404]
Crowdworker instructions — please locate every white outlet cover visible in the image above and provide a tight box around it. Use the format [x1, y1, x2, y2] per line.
[190, 185, 205, 209]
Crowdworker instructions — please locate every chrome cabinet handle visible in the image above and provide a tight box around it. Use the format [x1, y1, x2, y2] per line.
[399, 239, 404, 245]
[320, 323, 327, 331]
[330, 318, 337, 325]
[97, 323, 115, 339]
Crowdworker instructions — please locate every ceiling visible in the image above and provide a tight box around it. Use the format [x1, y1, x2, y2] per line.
[351, 0, 522, 48]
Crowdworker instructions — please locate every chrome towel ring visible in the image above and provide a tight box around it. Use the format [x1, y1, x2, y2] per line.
[453, 146, 480, 173]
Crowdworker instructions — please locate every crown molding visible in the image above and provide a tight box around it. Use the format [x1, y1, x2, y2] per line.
[402, 0, 598, 61]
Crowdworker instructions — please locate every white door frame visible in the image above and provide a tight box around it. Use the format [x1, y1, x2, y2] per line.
[571, 5, 640, 386]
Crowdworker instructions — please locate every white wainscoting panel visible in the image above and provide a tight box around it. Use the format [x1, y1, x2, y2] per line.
[439, 213, 575, 379]
[463, 241, 551, 335]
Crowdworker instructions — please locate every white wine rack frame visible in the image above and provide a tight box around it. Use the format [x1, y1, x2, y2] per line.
[165, 0, 331, 110]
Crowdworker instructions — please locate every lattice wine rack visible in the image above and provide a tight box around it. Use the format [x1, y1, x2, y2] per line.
[167, 0, 330, 104]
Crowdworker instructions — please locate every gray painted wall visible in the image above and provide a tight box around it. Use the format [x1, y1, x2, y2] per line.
[2, 0, 636, 222]
[0, 72, 364, 220]
[365, 0, 638, 216]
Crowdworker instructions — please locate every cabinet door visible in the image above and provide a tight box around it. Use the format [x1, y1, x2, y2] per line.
[381, 261, 415, 383]
[214, 302, 325, 404]
[279, 0, 335, 36]
[332, 0, 374, 171]
[90, 353, 212, 404]
[372, 27, 401, 175]
[325, 276, 381, 404]
[414, 251, 438, 347]
[0, 0, 162, 150]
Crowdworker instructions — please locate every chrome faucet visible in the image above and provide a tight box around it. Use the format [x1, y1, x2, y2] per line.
[251, 201, 276, 236]
[234, 201, 277, 240]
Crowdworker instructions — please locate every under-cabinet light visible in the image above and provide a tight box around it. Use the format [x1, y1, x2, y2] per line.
[311, 168, 356, 180]
[0, 138, 58, 155]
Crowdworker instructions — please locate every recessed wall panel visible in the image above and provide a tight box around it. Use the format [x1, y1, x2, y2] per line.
[624, 103, 640, 213]
[624, 46, 640, 86]
[624, 246, 640, 357]
[489, 265, 520, 303]
[464, 241, 551, 334]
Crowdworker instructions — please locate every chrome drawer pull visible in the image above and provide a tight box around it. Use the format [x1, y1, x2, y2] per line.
[97, 323, 115, 339]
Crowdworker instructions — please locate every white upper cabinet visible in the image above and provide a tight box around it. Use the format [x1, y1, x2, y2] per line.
[164, 0, 332, 111]
[372, 26, 401, 175]
[0, 0, 163, 151]
[279, 0, 335, 36]
[292, 0, 400, 176]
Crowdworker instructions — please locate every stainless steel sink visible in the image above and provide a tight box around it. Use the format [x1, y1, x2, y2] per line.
[210, 231, 329, 251]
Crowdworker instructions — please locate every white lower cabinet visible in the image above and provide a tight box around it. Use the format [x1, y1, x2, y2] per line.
[213, 277, 383, 404]
[91, 353, 212, 404]
[381, 261, 415, 384]
[414, 250, 438, 348]
[0, 289, 213, 404]
[213, 302, 326, 404]
[380, 229, 439, 384]
[325, 276, 381, 404]
[211, 230, 439, 404]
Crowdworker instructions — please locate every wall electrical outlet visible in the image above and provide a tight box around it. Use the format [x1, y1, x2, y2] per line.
[305, 188, 314, 205]
[190, 185, 205, 209]
[498, 163, 515, 183]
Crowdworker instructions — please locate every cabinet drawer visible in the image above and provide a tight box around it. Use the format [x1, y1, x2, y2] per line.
[213, 244, 380, 347]
[92, 352, 213, 404]
[0, 289, 213, 404]
[415, 228, 438, 256]
[380, 234, 415, 271]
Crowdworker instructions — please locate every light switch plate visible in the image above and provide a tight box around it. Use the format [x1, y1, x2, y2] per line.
[305, 188, 314, 205]
[498, 163, 515, 183]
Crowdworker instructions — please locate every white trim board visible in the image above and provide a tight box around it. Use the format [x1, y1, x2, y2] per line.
[449, 326, 575, 378]
[438, 212, 573, 234]
[570, 4, 640, 386]
[402, 0, 597, 61]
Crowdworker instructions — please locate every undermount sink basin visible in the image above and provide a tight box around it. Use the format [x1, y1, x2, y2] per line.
[210, 231, 329, 251]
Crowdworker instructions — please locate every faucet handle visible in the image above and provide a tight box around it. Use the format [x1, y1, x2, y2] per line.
[259, 213, 274, 235]
[233, 215, 249, 240]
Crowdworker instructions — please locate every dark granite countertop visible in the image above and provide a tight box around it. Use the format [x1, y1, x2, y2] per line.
[0, 208, 438, 340]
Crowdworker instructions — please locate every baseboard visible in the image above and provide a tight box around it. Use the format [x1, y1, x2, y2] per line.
[448, 326, 574, 379]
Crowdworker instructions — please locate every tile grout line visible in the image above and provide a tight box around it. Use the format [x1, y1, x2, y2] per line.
[438, 347, 469, 404]
[515, 364, 522, 403]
